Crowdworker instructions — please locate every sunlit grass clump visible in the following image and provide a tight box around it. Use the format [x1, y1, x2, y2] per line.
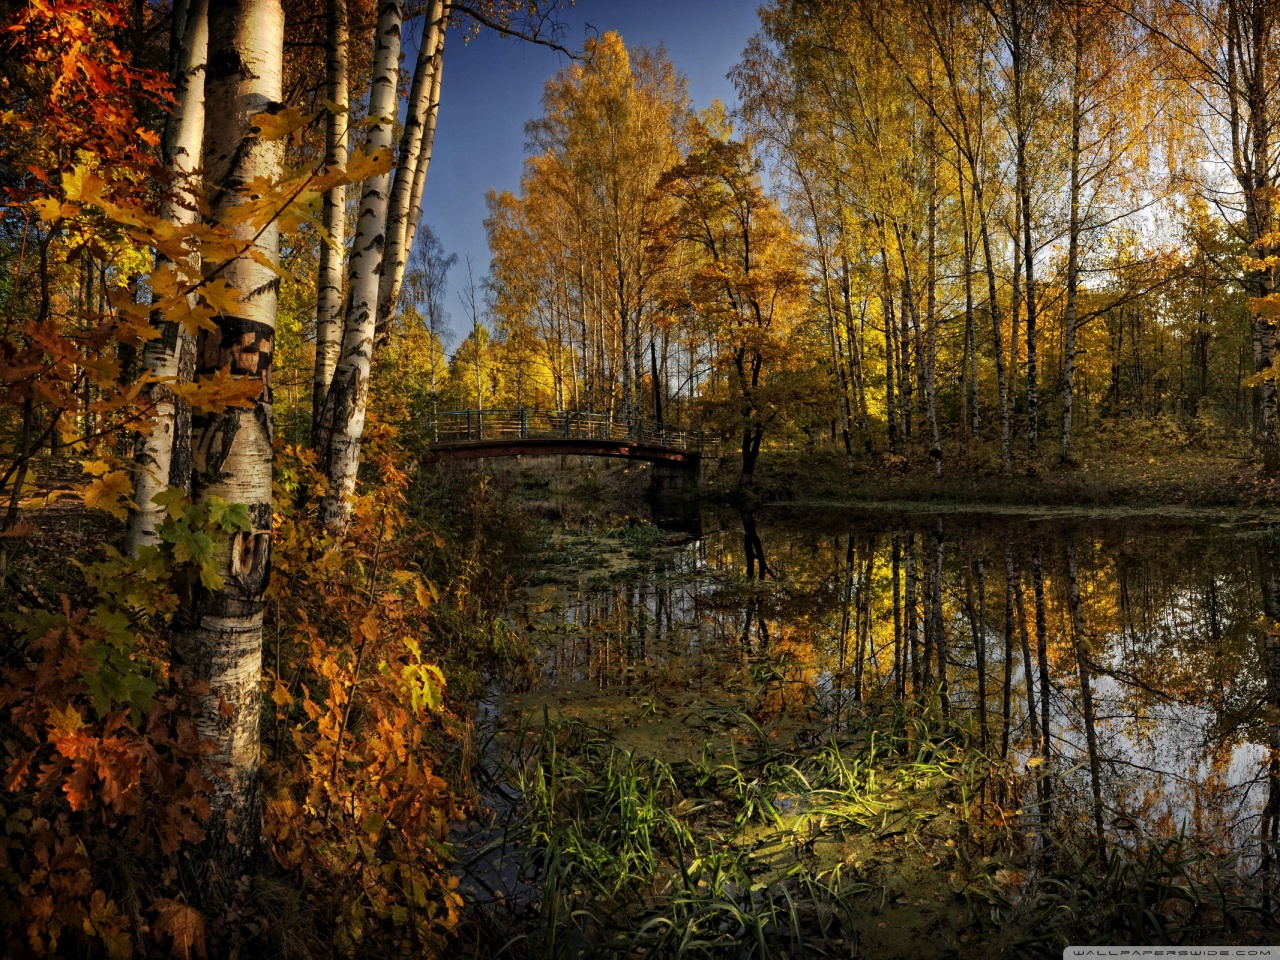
[453, 703, 1274, 959]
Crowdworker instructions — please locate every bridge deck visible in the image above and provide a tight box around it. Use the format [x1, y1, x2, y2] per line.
[423, 409, 699, 467]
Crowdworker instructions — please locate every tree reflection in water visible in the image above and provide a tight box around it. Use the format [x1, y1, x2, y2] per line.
[504, 507, 1280, 948]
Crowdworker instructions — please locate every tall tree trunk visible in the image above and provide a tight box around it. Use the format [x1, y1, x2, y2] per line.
[127, 0, 208, 553]
[978, 201, 1010, 466]
[924, 123, 942, 474]
[880, 244, 899, 455]
[311, 0, 349, 439]
[400, 36, 446, 295]
[1011, 0, 1040, 464]
[958, 153, 978, 443]
[374, 0, 446, 348]
[1061, 26, 1083, 465]
[896, 222, 941, 476]
[174, 0, 284, 862]
[316, 0, 403, 533]
[1239, 0, 1280, 472]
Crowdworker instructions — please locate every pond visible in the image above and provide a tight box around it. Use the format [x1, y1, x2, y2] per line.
[454, 501, 1280, 959]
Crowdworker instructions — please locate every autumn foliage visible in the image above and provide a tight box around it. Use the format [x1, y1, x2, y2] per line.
[0, 2, 464, 957]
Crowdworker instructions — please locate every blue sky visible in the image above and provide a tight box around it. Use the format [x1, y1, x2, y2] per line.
[424, 0, 764, 340]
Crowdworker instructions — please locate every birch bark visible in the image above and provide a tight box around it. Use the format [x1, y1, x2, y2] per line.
[311, 0, 349, 437]
[316, 0, 403, 532]
[126, 0, 207, 553]
[374, 0, 445, 347]
[173, 0, 284, 860]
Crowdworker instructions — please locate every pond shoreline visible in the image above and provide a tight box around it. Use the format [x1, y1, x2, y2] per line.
[695, 445, 1280, 513]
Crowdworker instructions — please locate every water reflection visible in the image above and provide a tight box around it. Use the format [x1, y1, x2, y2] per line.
[517, 508, 1280, 878]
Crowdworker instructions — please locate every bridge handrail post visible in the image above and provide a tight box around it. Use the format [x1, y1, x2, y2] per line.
[520, 407, 528, 439]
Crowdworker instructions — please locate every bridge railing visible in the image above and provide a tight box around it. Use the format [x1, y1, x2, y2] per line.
[425, 409, 698, 452]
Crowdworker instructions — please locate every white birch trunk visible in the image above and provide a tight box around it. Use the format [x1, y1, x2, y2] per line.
[399, 34, 445, 297]
[126, 0, 208, 554]
[173, 0, 284, 861]
[374, 0, 444, 346]
[316, 0, 403, 533]
[311, 0, 350, 438]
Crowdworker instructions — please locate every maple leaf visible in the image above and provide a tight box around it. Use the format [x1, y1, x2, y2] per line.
[250, 106, 311, 142]
[153, 899, 207, 960]
[47, 703, 86, 740]
[62, 164, 106, 206]
[198, 278, 243, 316]
[78, 469, 134, 521]
[31, 196, 67, 222]
[342, 146, 394, 182]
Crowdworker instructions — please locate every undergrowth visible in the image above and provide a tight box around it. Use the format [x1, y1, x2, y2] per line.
[451, 704, 1276, 959]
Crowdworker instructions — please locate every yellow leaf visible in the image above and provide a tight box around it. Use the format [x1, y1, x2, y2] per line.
[82, 459, 113, 477]
[198, 278, 243, 316]
[31, 196, 67, 222]
[342, 147, 394, 183]
[78, 470, 135, 520]
[250, 106, 311, 142]
[153, 898, 207, 960]
[48, 704, 86, 740]
[62, 165, 106, 206]
[174, 367, 260, 414]
[149, 262, 181, 299]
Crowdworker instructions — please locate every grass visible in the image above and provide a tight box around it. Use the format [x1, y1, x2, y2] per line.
[452, 696, 1278, 959]
[454, 701, 1027, 958]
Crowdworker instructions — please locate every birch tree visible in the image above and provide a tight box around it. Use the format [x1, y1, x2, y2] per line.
[375, 0, 447, 349]
[315, 0, 402, 533]
[653, 134, 809, 488]
[126, 0, 207, 553]
[315, 2, 570, 532]
[311, 0, 349, 437]
[171, 0, 285, 859]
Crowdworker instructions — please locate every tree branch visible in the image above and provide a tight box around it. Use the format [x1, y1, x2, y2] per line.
[445, 2, 580, 59]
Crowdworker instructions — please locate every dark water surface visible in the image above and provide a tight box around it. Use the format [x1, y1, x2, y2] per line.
[462, 502, 1280, 956]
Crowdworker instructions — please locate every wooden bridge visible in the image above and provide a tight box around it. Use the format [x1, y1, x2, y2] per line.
[422, 409, 701, 485]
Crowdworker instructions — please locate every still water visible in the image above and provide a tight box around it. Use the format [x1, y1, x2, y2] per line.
[464, 503, 1280, 955]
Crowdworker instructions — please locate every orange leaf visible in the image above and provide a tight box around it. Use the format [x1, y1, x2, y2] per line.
[153, 899, 207, 960]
